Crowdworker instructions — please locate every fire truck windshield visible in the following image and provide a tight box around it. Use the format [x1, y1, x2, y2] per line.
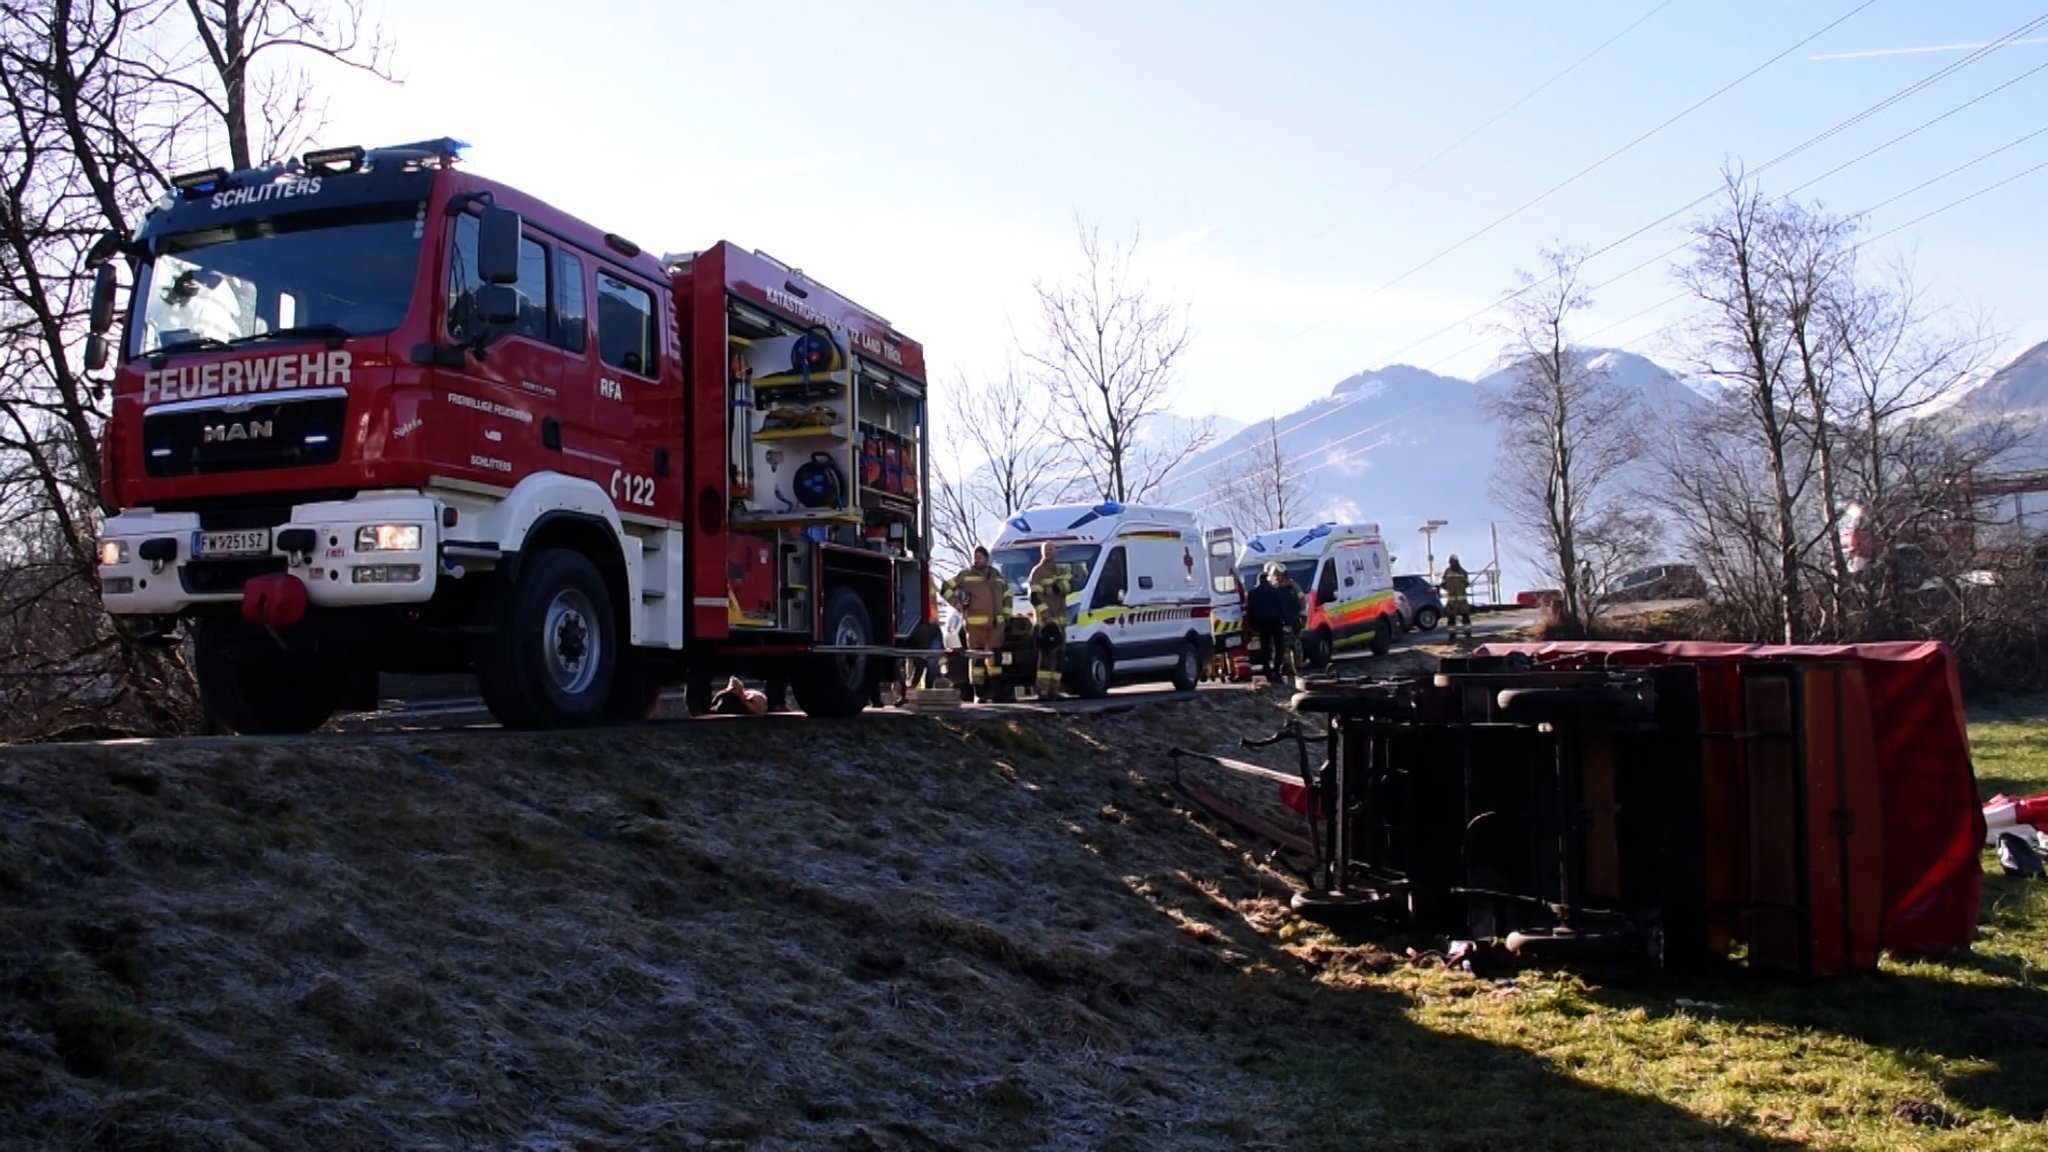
[129, 201, 425, 358]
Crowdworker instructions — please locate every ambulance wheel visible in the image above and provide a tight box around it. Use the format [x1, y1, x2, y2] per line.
[192, 620, 343, 735]
[477, 548, 616, 730]
[1170, 639, 1201, 692]
[1301, 628, 1332, 670]
[1073, 642, 1113, 699]
[1370, 616, 1393, 656]
[794, 588, 871, 718]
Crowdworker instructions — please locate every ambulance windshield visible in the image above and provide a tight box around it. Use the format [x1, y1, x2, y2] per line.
[1239, 560, 1317, 592]
[130, 201, 425, 357]
[991, 544, 1100, 599]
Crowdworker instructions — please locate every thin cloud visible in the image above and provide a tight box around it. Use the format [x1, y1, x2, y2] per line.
[1159, 223, 1218, 257]
[1811, 37, 2048, 60]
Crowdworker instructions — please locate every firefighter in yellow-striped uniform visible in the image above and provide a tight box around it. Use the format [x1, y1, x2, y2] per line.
[941, 546, 1011, 702]
[1027, 541, 1074, 701]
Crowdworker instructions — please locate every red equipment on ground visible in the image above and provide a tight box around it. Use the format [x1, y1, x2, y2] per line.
[1476, 641, 1984, 959]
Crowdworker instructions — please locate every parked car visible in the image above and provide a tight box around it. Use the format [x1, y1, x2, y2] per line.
[1607, 564, 1708, 603]
[1392, 574, 1444, 631]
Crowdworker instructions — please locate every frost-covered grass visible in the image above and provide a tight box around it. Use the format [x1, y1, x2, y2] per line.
[2, 693, 2044, 1149]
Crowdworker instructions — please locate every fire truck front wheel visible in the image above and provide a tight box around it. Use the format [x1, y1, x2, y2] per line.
[192, 620, 344, 735]
[477, 548, 617, 730]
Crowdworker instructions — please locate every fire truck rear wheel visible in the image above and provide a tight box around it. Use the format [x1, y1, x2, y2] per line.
[192, 619, 344, 735]
[603, 652, 663, 722]
[477, 548, 617, 730]
[793, 588, 872, 718]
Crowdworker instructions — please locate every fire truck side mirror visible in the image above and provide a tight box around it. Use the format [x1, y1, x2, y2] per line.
[476, 206, 523, 286]
[476, 284, 522, 327]
[83, 263, 118, 371]
[87, 263, 117, 335]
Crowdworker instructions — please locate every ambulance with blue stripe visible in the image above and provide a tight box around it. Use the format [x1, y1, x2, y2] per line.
[1237, 521, 1398, 669]
[989, 501, 1215, 698]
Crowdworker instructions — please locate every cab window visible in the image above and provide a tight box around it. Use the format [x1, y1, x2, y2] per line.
[598, 270, 655, 376]
[512, 237, 548, 340]
[554, 249, 587, 353]
[446, 214, 560, 347]
[1317, 561, 1338, 601]
[1091, 547, 1128, 611]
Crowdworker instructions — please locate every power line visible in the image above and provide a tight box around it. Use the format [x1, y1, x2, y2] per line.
[1181, 10, 2048, 488]
[1289, 0, 1882, 342]
[1861, 153, 2048, 244]
[1341, 15, 2048, 375]
[1297, 0, 1683, 249]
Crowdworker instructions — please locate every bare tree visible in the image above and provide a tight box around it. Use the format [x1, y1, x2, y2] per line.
[165, 0, 392, 169]
[927, 452, 984, 580]
[1676, 173, 1811, 643]
[1660, 171, 2011, 648]
[1823, 262, 2000, 632]
[1203, 418, 1306, 539]
[0, 0, 391, 737]
[926, 362, 1084, 573]
[1481, 245, 1643, 635]
[1025, 219, 1212, 503]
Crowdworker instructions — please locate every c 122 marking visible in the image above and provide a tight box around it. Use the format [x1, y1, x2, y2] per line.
[610, 469, 656, 508]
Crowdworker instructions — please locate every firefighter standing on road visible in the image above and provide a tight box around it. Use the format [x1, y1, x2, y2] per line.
[1440, 554, 1474, 638]
[942, 546, 1011, 702]
[1027, 541, 1074, 702]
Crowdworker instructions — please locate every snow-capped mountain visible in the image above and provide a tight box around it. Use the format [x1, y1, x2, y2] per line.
[1957, 340, 2048, 415]
[1157, 349, 1703, 590]
[1945, 339, 2048, 468]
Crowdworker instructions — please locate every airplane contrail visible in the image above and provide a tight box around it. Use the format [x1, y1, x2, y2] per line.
[1811, 36, 2048, 60]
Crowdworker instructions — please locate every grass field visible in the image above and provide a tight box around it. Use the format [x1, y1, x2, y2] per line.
[1260, 713, 2048, 1151]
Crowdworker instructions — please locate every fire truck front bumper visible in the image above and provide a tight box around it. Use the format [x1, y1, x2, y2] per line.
[97, 493, 449, 618]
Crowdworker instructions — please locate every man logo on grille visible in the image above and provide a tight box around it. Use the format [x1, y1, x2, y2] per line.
[202, 419, 274, 443]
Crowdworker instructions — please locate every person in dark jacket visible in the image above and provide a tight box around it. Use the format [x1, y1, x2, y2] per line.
[1245, 562, 1294, 683]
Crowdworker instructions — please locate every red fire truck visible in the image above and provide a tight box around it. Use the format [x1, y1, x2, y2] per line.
[84, 138, 932, 732]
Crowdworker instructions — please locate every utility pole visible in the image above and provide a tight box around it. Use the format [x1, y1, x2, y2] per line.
[1419, 519, 1448, 579]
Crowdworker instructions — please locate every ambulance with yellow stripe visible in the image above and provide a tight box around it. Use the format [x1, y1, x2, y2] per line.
[1236, 521, 1398, 669]
[988, 501, 1215, 698]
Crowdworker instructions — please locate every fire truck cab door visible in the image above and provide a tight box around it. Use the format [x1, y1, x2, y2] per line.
[584, 264, 675, 522]
[442, 216, 575, 487]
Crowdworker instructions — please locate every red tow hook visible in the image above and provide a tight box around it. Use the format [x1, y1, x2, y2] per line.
[241, 572, 310, 629]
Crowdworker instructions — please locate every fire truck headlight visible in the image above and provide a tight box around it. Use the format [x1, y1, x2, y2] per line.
[355, 524, 422, 552]
[98, 540, 126, 567]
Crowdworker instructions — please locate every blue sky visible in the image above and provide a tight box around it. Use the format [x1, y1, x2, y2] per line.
[298, 0, 2048, 437]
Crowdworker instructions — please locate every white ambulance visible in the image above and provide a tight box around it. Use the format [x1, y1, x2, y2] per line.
[989, 501, 1216, 698]
[1237, 521, 1399, 668]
